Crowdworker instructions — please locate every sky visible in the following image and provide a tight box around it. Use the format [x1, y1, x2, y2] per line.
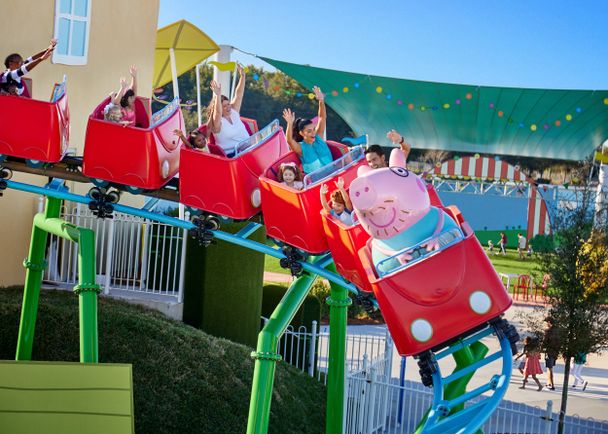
[158, 0, 608, 90]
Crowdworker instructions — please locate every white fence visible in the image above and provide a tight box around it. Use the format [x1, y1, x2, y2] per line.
[262, 318, 393, 384]
[274, 321, 607, 434]
[345, 374, 608, 434]
[42, 201, 187, 301]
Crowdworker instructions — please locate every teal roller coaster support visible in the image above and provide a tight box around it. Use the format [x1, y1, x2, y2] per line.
[16, 196, 101, 363]
[414, 341, 488, 434]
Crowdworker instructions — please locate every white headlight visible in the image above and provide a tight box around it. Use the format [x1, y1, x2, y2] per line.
[161, 160, 170, 178]
[410, 319, 433, 343]
[469, 291, 492, 314]
[251, 188, 261, 208]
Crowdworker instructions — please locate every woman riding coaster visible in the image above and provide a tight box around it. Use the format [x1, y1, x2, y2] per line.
[208, 65, 249, 157]
[282, 86, 332, 174]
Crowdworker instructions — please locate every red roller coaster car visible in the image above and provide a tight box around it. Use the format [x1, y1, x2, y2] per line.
[83, 97, 183, 191]
[322, 184, 444, 293]
[179, 119, 289, 220]
[357, 206, 512, 356]
[0, 78, 69, 166]
[260, 143, 365, 254]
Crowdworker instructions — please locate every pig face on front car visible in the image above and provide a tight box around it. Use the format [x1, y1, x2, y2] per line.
[350, 149, 430, 240]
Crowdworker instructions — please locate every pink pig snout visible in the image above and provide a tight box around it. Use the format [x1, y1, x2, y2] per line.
[350, 178, 377, 211]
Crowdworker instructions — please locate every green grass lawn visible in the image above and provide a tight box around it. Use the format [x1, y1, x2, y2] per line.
[265, 255, 289, 275]
[264, 246, 541, 279]
[487, 248, 541, 277]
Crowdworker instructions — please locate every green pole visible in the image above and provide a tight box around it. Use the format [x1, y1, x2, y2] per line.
[17, 196, 101, 363]
[74, 227, 100, 363]
[246, 273, 317, 434]
[325, 262, 351, 434]
[414, 341, 488, 434]
[16, 197, 61, 361]
[32, 214, 101, 363]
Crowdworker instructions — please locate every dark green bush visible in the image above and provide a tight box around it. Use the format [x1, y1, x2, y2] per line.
[530, 234, 555, 253]
[0, 287, 325, 434]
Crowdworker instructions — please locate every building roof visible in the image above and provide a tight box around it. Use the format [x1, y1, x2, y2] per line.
[262, 57, 608, 161]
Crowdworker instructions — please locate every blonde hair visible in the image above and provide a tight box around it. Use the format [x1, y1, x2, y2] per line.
[104, 105, 122, 123]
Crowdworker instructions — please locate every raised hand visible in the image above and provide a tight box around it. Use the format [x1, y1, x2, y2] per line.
[387, 129, 402, 144]
[396, 251, 414, 264]
[313, 86, 325, 101]
[320, 184, 329, 195]
[49, 38, 58, 49]
[129, 65, 137, 77]
[282, 108, 295, 124]
[210, 80, 222, 96]
[120, 77, 128, 89]
[335, 177, 345, 190]
[423, 237, 441, 252]
[236, 63, 244, 77]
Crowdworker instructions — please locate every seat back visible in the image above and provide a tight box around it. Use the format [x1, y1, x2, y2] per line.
[516, 274, 531, 288]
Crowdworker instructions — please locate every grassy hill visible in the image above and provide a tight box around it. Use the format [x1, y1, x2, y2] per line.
[0, 287, 325, 434]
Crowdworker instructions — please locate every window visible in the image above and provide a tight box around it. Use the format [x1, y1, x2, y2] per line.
[52, 0, 92, 65]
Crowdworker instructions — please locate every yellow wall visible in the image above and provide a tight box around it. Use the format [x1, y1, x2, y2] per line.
[0, 0, 159, 285]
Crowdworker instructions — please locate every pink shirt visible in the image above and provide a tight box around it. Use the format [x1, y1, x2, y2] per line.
[121, 107, 136, 126]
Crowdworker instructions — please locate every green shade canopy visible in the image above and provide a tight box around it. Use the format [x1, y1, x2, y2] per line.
[262, 57, 608, 161]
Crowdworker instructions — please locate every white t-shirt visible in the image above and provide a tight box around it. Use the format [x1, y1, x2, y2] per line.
[282, 180, 304, 190]
[214, 109, 250, 154]
[518, 236, 526, 249]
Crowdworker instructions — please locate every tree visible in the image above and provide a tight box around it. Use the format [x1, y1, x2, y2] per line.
[520, 162, 608, 434]
[152, 65, 354, 140]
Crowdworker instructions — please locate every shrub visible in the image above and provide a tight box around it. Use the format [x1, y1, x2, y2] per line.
[0, 287, 325, 434]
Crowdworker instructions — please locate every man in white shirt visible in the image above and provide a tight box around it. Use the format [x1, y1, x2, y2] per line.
[517, 233, 527, 259]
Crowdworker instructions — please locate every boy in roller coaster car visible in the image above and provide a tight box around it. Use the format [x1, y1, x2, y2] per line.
[1, 39, 57, 96]
[282, 86, 333, 174]
[320, 177, 354, 226]
[350, 148, 461, 275]
[278, 162, 304, 190]
[173, 128, 209, 153]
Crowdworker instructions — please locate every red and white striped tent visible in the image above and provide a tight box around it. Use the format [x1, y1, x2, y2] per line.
[433, 156, 529, 182]
[433, 156, 551, 238]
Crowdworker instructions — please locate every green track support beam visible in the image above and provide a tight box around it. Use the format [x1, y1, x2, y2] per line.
[16, 196, 101, 363]
[325, 262, 351, 434]
[246, 273, 317, 434]
[414, 341, 489, 434]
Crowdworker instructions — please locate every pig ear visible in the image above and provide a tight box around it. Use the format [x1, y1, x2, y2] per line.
[357, 165, 372, 177]
[389, 148, 406, 168]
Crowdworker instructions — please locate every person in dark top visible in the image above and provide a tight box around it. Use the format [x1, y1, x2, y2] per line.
[498, 232, 507, 255]
[1, 39, 57, 95]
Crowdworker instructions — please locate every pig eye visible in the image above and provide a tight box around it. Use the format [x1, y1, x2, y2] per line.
[390, 167, 409, 178]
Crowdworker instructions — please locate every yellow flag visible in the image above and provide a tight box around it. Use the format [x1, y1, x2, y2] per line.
[209, 61, 236, 71]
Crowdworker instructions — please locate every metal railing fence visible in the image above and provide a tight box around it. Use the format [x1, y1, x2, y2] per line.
[42, 200, 186, 301]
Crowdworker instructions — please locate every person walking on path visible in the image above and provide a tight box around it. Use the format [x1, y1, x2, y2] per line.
[571, 352, 589, 391]
[498, 232, 508, 255]
[515, 336, 544, 391]
[543, 317, 560, 390]
[517, 233, 527, 259]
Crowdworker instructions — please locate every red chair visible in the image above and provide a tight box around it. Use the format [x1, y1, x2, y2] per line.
[513, 274, 532, 300]
[533, 274, 550, 302]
